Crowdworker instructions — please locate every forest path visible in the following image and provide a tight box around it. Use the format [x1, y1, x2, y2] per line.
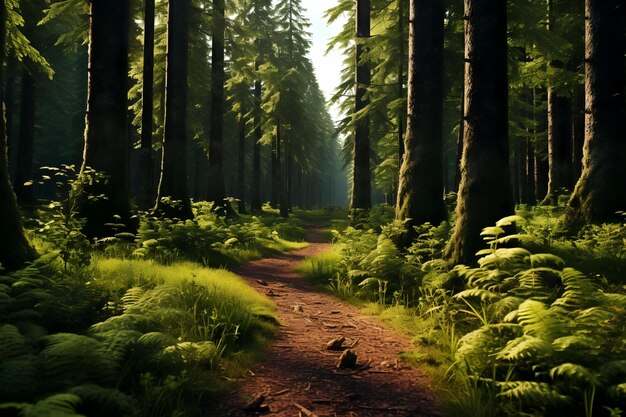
[217, 228, 437, 417]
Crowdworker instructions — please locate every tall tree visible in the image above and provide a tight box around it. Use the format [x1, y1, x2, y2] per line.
[78, 0, 133, 238]
[396, 0, 446, 239]
[567, 0, 626, 223]
[445, 0, 514, 265]
[351, 0, 371, 211]
[155, 0, 193, 220]
[139, 0, 155, 209]
[542, 0, 574, 205]
[207, 0, 235, 216]
[0, 0, 37, 270]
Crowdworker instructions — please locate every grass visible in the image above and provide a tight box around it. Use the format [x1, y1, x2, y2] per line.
[92, 258, 274, 312]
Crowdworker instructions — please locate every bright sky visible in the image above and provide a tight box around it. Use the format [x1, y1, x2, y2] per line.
[302, 0, 346, 120]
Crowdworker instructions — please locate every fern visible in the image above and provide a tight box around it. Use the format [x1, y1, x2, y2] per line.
[496, 335, 554, 361]
[0, 393, 83, 417]
[550, 363, 598, 386]
[496, 381, 571, 406]
[516, 300, 568, 341]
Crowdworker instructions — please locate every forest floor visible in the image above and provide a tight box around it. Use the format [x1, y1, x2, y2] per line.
[217, 228, 438, 417]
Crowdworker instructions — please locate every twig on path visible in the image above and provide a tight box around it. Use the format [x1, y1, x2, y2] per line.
[294, 402, 319, 417]
[270, 388, 291, 397]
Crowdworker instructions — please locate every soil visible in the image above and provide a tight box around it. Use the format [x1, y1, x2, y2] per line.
[216, 229, 438, 417]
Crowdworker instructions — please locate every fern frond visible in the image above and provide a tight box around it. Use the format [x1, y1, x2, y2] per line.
[550, 363, 598, 386]
[529, 253, 565, 270]
[495, 215, 526, 228]
[39, 334, 117, 387]
[516, 300, 567, 341]
[488, 296, 525, 321]
[552, 268, 599, 310]
[68, 385, 132, 415]
[121, 287, 145, 312]
[496, 335, 553, 361]
[0, 324, 29, 360]
[497, 381, 570, 405]
[552, 334, 596, 352]
[453, 288, 500, 302]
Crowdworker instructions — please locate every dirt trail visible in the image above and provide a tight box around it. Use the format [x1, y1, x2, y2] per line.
[217, 229, 437, 417]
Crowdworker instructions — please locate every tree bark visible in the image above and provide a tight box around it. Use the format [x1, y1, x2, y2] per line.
[5, 58, 16, 182]
[79, 0, 134, 238]
[445, 0, 513, 265]
[0, 1, 37, 270]
[139, 0, 155, 210]
[251, 76, 262, 211]
[396, 0, 446, 237]
[454, 89, 465, 192]
[397, 0, 405, 168]
[15, 70, 36, 206]
[277, 122, 288, 218]
[155, 0, 193, 220]
[237, 111, 247, 214]
[271, 137, 278, 207]
[544, 90, 574, 204]
[571, 84, 584, 180]
[568, 0, 626, 224]
[207, 0, 234, 217]
[524, 137, 537, 206]
[351, 0, 371, 211]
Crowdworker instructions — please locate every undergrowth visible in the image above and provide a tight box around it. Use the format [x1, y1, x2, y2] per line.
[301, 205, 626, 417]
[0, 186, 313, 416]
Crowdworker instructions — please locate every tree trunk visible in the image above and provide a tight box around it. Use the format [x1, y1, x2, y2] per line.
[568, 0, 626, 224]
[139, 0, 155, 209]
[351, 0, 371, 211]
[445, 0, 513, 265]
[155, 0, 193, 219]
[277, 122, 288, 218]
[544, 90, 573, 204]
[524, 138, 537, 206]
[237, 111, 247, 214]
[79, 0, 134, 238]
[513, 138, 522, 204]
[271, 138, 278, 207]
[5, 58, 16, 182]
[207, 0, 234, 217]
[571, 84, 584, 181]
[15, 70, 36, 206]
[454, 89, 465, 192]
[287, 150, 293, 212]
[396, 0, 446, 237]
[0, 2, 37, 270]
[397, 0, 405, 168]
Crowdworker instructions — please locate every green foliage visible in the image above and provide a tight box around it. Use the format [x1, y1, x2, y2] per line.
[0, 253, 277, 417]
[320, 211, 626, 416]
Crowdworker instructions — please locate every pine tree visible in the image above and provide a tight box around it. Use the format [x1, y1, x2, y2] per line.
[207, 0, 236, 217]
[351, 0, 371, 212]
[567, 0, 626, 224]
[396, 0, 446, 240]
[155, 0, 194, 220]
[77, 0, 134, 238]
[138, 0, 155, 209]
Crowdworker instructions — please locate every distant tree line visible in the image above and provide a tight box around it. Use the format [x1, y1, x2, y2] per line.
[0, 0, 348, 269]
